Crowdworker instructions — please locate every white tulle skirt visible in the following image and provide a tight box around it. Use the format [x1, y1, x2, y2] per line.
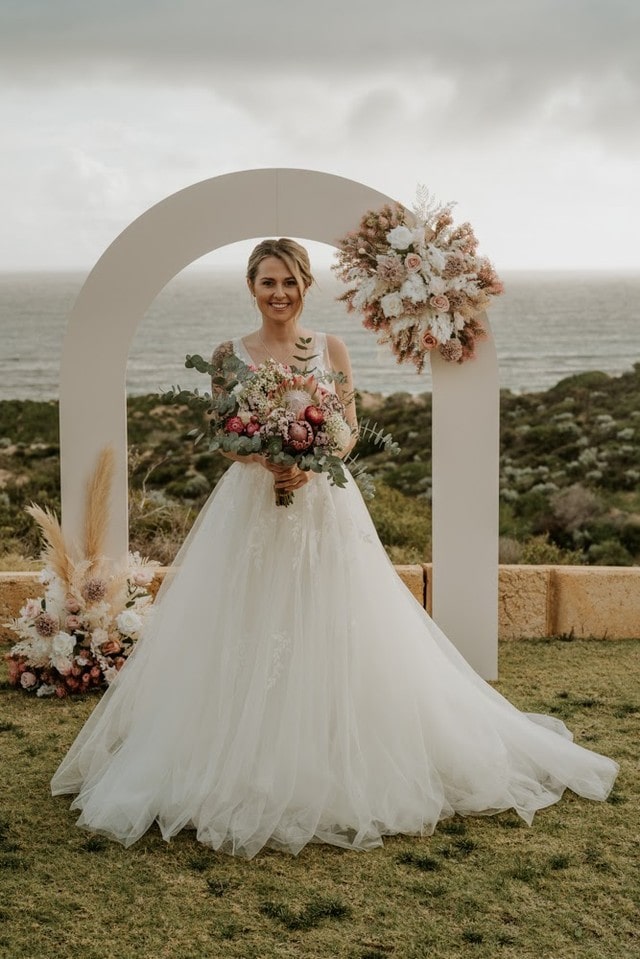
[51, 462, 618, 858]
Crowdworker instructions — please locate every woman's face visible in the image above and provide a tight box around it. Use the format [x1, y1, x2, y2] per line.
[249, 256, 303, 324]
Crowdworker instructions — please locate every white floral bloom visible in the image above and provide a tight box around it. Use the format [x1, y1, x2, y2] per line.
[238, 411, 252, 425]
[386, 225, 414, 250]
[38, 567, 53, 585]
[76, 655, 90, 666]
[391, 316, 418, 334]
[51, 631, 75, 659]
[36, 684, 57, 697]
[411, 227, 428, 250]
[426, 244, 447, 272]
[453, 312, 466, 332]
[90, 627, 109, 650]
[380, 292, 404, 318]
[324, 413, 352, 451]
[103, 666, 118, 685]
[28, 636, 51, 667]
[432, 314, 454, 342]
[116, 609, 143, 637]
[83, 602, 111, 630]
[352, 276, 378, 310]
[52, 655, 73, 674]
[427, 275, 446, 295]
[400, 274, 427, 303]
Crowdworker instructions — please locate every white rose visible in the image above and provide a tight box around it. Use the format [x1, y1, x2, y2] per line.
[51, 631, 75, 659]
[380, 292, 404, 318]
[386, 226, 414, 251]
[453, 312, 466, 332]
[116, 609, 143, 637]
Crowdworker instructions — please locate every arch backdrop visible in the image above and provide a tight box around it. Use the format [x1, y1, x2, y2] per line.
[59, 168, 499, 677]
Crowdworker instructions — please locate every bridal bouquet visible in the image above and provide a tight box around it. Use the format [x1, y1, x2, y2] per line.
[333, 187, 504, 372]
[162, 348, 354, 506]
[5, 448, 159, 697]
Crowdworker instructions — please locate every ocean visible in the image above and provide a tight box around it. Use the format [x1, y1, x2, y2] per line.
[1, 269, 639, 401]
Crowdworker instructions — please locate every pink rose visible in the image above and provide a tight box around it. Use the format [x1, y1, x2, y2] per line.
[21, 599, 42, 619]
[65, 597, 81, 614]
[66, 615, 82, 632]
[224, 416, 245, 434]
[430, 294, 450, 313]
[20, 671, 38, 689]
[405, 253, 423, 273]
[421, 332, 439, 351]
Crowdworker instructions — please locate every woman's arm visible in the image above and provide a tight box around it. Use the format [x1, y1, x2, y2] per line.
[326, 334, 358, 458]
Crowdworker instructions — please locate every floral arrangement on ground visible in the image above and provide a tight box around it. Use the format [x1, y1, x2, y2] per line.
[5, 448, 158, 696]
[333, 187, 504, 371]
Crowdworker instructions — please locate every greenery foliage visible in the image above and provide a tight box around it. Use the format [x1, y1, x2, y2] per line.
[1, 364, 639, 565]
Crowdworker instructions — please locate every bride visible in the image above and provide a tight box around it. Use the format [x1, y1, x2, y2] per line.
[51, 238, 618, 859]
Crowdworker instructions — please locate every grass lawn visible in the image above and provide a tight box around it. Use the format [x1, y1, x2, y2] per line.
[1, 638, 638, 959]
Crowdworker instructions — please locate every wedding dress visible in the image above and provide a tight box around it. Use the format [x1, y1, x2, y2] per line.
[51, 333, 618, 859]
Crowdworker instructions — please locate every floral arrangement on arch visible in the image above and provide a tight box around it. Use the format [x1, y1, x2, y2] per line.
[5, 448, 158, 697]
[333, 187, 504, 371]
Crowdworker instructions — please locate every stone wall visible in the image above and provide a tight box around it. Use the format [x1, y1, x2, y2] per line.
[1, 565, 639, 645]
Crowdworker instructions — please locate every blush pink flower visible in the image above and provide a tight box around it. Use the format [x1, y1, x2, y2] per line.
[65, 597, 81, 614]
[421, 332, 439, 351]
[430, 294, 450, 313]
[66, 615, 82, 632]
[20, 671, 37, 689]
[404, 253, 423, 273]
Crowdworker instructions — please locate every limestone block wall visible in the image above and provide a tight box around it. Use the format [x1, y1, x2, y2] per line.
[1, 566, 639, 645]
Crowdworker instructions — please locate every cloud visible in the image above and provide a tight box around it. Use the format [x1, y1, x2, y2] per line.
[3, 1, 638, 152]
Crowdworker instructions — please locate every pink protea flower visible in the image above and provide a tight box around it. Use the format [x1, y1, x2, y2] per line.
[286, 420, 314, 452]
[35, 612, 58, 637]
[439, 339, 464, 362]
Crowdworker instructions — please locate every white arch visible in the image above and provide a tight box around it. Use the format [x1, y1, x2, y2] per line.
[60, 168, 499, 677]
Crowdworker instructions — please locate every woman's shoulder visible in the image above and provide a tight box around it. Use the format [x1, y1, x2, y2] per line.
[211, 340, 234, 365]
[324, 333, 350, 362]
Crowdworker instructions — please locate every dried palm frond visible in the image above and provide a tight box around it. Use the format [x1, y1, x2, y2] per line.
[84, 446, 115, 569]
[25, 503, 74, 588]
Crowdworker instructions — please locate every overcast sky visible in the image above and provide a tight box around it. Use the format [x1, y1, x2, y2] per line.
[1, 0, 639, 271]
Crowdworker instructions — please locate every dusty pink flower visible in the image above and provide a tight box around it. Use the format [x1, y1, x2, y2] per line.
[6, 657, 21, 685]
[131, 568, 154, 587]
[81, 578, 107, 603]
[20, 671, 37, 689]
[430, 294, 450, 313]
[35, 612, 58, 637]
[404, 253, 423, 273]
[100, 638, 122, 656]
[442, 253, 466, 278]
[55, 686, 67, 698]
[115, 657, 126, 671]
[439, 339, 464, 362]
[65, 597, 81, 614]
[376, 254, 406, 285]
[420, 332, 439, 351]
[66, 615, 82, 632]
[245, 421, 261, 437]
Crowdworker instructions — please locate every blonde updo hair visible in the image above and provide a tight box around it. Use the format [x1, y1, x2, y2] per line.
[246, 238, 315, 301]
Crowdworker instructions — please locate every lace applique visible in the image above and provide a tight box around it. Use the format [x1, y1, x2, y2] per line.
[266, 631, 292, 691]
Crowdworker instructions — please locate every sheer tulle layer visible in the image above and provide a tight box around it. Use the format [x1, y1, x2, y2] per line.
[51, 464, 618, 858]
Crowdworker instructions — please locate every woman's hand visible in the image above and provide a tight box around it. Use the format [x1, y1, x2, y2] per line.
[261, 461, 312, 493]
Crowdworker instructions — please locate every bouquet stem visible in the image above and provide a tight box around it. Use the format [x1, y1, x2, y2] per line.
[275, 488, 294, 508]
